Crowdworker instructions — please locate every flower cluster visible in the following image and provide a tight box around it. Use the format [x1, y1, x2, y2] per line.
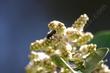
[92, 63, 110, 73]
[26, 14, 110, 73]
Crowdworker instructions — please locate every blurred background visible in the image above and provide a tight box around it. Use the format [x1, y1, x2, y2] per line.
[0, 0, 110, 73]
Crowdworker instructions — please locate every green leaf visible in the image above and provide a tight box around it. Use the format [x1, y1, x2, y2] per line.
[51, 54, 66, 67]
[81, 48, 109, 73]
[51, 54, 82, 73]
[91, 31, 110, 48]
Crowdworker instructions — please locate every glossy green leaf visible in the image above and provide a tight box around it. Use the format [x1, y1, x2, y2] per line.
[81, 48, 109, 73]
[51, 54, 66, 67]
[51, 54, 82, 73]
[91, 31, 110, 48]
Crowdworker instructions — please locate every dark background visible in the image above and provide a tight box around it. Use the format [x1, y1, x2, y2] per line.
[0, 0, 110, 73]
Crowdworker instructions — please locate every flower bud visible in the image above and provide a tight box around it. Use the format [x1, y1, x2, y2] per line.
[65, 27, 82, 41]
[75, 32, 93, 46]
[72, 14, 89, 31]
[48, 20, 66, 34]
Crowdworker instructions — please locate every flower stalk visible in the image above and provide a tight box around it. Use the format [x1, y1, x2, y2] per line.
[26, 14, 110, 73]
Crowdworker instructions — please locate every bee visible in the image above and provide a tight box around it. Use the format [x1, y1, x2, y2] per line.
[46, 30, 56, 39]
